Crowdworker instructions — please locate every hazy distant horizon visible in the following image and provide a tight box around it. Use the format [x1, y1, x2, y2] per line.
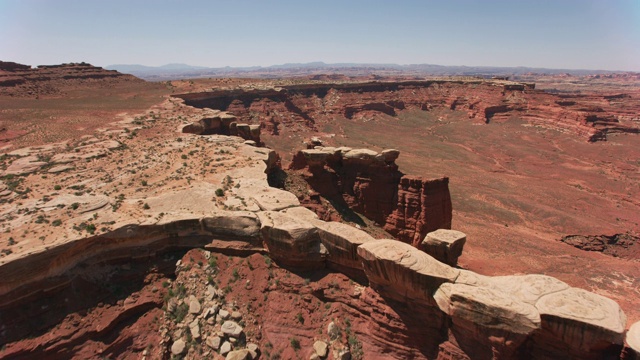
[105, 61, 637, 74]
[2, 0, 639, 72]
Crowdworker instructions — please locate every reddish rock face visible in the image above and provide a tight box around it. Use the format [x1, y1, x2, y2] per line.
[384, 176, 453, 246]
[288, 148, 452, 245]
[0, 62, 143, 97]
[173, 79, 640, 142]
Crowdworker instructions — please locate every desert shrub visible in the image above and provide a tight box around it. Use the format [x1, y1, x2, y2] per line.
[290, 337, 300, 350]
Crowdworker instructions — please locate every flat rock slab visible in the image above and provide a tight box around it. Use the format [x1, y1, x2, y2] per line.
[3, 156, 47, 175]
[281, 206, 319, 221]
[343, 148, 378, 161]
[357, 239, 459, 300]
[535, 287, 626, 345]
[488, 274, 569, 305]
[48, 164, 74, 173]
[251, 187, 300, 211]
[435, 282, 541, 335]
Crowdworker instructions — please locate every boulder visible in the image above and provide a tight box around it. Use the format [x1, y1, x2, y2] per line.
[247, 343, 260, 359]
[206, 335, 222, 350]
[225, 349, 251, 360]
[220, 341, 232, 355]
[171, 339, 186, 355]
[219, 309, 230, 319]
[231, 311, 243, 320]
[313, 340, 328, 358]
[421, 229, 467, 266]
[625, 321, 640, 358]
[188, 296, 201, 314]
[376, 149, 400, 163]
[221, 320, 244, 338]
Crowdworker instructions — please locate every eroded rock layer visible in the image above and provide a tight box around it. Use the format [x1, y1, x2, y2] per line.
[0, 97, 632, 358]
[0, 61, 143, 97]
[173, 79, 640, 142]
[289, 146, 452, 245]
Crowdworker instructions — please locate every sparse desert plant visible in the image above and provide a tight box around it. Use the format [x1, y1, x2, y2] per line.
[290, 337, 300, 351]
[215, 188, 224, 197]
[209, 256, 218, 269]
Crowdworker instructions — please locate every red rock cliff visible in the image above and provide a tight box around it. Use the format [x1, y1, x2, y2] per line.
[289, 147, 452, 244]
[173, 79, 640, 142]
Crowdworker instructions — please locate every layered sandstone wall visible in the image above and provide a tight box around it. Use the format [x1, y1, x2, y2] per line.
[0, 61, 143, 97]
[289, 147, 452, 245]
[173, 79, 640, 141]
[0, 200, 630, 359]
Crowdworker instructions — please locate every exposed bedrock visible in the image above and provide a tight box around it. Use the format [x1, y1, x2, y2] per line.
[560, 233, 640, 260]
[289, 146, 453, 245]
[0, 62, 142, 97]
[173, 79, 640, 141]
[0, 205, 629, 358]
[181, 108, 262, 145]
[359, 239, 626, 359]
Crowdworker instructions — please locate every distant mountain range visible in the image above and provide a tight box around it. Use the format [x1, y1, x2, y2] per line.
[106, 62, 630, 81]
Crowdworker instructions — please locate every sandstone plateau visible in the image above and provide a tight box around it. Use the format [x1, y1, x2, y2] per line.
[1, 62, 640, 359]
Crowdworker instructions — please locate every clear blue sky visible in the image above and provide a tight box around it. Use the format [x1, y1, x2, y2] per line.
[1, 0, 639, 71]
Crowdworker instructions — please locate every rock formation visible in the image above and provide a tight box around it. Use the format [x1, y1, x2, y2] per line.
[420, 229, 466, 266]
[181, 109, 262, 145]
[173, 79, 640, 142]
[0, 61, 143, 97]
[289, 146, 452, 245]
[560, 233, 640, 260]
[0, 75, 637, 359]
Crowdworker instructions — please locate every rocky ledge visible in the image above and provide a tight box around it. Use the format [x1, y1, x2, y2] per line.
[0, 102, 634, 358]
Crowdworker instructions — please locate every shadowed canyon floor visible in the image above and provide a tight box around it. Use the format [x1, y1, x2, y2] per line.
[1, 64, 639, 359]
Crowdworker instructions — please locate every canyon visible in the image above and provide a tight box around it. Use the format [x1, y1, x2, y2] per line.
[1, 62, 639, 359]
